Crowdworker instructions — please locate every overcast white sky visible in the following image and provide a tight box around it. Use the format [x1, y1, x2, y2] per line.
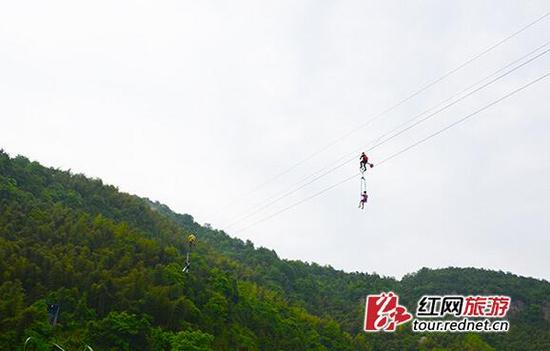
[1, 1, 550, 281]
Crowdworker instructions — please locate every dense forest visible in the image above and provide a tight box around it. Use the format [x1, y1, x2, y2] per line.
[1, 149, 549, 350]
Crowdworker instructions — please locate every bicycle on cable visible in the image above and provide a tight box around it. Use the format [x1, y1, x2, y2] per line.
[358, 152, 373, 210]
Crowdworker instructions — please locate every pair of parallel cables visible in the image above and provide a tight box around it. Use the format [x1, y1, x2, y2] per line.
[218, 11, 550, 232]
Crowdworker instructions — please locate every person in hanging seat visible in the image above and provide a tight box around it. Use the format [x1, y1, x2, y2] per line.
[187, 234, 196, 247]
[360, 152, 374, 172]
[182, 234, 197, 273]
[358, 191, 368, 209]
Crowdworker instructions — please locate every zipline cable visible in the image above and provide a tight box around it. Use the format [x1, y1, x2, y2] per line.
[224, 40, 550, 227]
[234, 70, 550, 233]
[224, 45, 550, 228]
[295, 38, 550, 183]
[217, 10, 550, 217]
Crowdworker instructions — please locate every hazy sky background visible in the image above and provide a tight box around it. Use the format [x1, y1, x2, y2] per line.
[1, 1, 550, 280]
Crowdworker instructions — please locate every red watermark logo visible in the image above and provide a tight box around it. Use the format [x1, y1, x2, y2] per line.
[364, 292, 511, 333]
[364, 291, 413, 332]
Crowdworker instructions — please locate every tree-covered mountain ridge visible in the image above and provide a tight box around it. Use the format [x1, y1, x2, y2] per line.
[1, 149, 549, 350]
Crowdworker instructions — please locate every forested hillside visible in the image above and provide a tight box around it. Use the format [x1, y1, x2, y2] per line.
[1, 150, 550, 350]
